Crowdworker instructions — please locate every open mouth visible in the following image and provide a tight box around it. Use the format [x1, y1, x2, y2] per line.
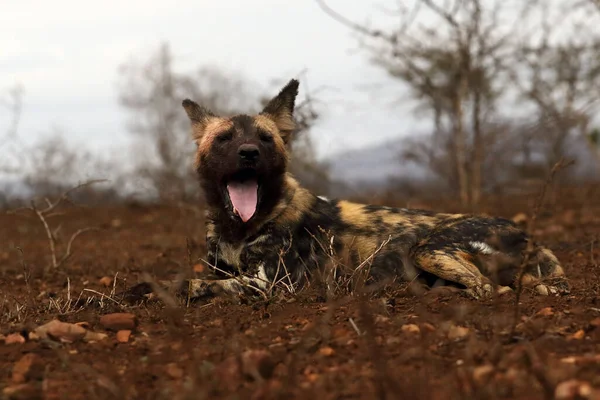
[224, 169, 260, 223]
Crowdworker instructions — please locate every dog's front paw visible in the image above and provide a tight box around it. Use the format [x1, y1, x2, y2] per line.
[116, 282, 154, 303]
[463, 283, 494, 300]
[180, 279, 227, 300]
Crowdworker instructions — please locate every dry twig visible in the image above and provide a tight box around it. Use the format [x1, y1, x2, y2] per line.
[510, 158, 574, 335]
[18, 180, 107, 271]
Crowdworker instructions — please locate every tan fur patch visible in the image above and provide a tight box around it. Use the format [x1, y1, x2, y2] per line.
[341, 234, 380, 263]
[260, 111, 295, 142]
[337, 201, 375, 227]
[272, 177, 314, 226]
[206, 221, 217, 241]
[254, 115, 289, 159]
[195, 118, 233, 149]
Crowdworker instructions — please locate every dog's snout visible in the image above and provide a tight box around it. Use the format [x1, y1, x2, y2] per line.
[238, 144, 260, 161]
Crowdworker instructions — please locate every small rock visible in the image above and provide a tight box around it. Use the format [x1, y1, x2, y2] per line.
[544, 224, 564, 234]
[170, 342, 182, 351]
[12, 353, 41, 384]
[100, 313, 137, 331]
[374, 315, 390, 324]
[208, 319, 223, 328]
[2, 383, 40, 399]
[590, 317, 600, 328]
[35, 320, 87, 343]
[401, 324, 421, 334]
[165, 363, 184, 380]
[568, 330, 585, 341]
[561, 356, 579, 364]
[555, 379, 592, 399]
[193, 264, 206, 273]
[84, 331, 108, 343]
[472, 364, 495, 385]
[536, 307, 554, 317]
[99, 277, 113, 287]
[421, 323, 436, 332]
[318, 346, 335, 357]
[448, 325, 470, 341]
[116, 330, 131, 343]
[386, 336, 401, 345]
[560, 354, 600, 365]
[4, 333, 26, 345]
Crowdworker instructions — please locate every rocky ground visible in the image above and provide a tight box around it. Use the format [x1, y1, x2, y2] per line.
[1, 185, 599, 399]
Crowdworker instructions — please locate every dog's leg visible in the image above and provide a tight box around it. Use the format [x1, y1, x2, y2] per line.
[182, 263, 272, 299]
[412, 247, 496, 299]
[519, 247, 570, 295]
[411, 243, 569, 298]
[118, 263, 273, 303]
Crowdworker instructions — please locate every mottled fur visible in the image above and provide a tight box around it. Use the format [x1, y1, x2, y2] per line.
[128, 79, 570, 301]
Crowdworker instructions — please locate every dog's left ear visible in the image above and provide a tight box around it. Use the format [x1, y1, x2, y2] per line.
[260, 79, 299, 143]
[182, 99, 217, 140]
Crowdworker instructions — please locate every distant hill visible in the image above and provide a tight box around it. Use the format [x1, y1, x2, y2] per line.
[324, 134, 600, 197]
[325, 138, 430, 193]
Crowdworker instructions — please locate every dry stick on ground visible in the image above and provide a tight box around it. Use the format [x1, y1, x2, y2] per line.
[510, 158, 575, 336]
[21, 180, 107, 271]
[185, 237, 194, 307]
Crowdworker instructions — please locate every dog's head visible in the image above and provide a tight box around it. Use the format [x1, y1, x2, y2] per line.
[182, 79, 299, 224]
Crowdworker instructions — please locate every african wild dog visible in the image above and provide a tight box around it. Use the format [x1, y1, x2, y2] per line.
[125, 79, 570, 301]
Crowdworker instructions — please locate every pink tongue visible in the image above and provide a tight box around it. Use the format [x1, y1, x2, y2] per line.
[227, 180, 258, 222]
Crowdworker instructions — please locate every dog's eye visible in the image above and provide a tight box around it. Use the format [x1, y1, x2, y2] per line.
[258, 131, 273, 143]
[217, 132, 233, 142]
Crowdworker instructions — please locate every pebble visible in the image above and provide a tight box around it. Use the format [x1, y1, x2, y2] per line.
[100, 313, 137, 331]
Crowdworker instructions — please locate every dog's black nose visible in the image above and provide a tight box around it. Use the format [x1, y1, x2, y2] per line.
[238, 144, 260, 161]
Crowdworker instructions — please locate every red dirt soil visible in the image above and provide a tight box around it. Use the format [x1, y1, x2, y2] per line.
[1, 185, 599, 400]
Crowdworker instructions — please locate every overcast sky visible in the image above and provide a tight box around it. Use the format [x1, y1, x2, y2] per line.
[2, 0, 435, 162]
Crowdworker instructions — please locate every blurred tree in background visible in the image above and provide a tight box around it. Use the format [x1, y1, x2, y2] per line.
[318, 0, 600, 208]
[118, 43, 330, 202]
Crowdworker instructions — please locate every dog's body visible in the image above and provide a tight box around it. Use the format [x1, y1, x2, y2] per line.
[128, 79, 570, 301]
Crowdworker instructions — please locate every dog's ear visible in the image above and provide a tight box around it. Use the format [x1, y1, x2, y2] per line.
[260, 79, 299, 143]
[182, 99, 218, 139]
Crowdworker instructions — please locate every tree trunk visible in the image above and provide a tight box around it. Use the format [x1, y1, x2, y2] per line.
[471, 87, 483, 209]
[453, 75, 470, 207]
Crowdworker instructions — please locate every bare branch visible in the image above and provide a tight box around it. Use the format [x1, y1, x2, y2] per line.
[511, 157, 575, 335]
[56, 227, 101, 269]
[24, 180, 105, 271]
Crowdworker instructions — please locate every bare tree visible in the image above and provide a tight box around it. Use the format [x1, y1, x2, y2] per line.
[0, 84, 25, 175]
[119, 43, 330, 200]
[1, 84, 23, 140]
[317, 0, 520, 208]
[0, 85, 119, 205]
[512, 6, 600, 171]
[118, 43, 257, 202]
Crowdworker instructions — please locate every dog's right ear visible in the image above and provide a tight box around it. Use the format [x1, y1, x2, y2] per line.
[182, 99, 217, 139]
